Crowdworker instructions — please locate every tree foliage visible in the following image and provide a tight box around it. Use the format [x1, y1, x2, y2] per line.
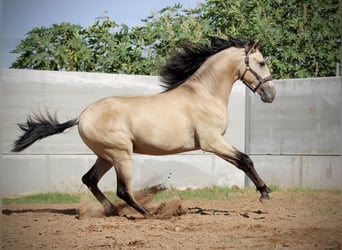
[199, 0, 341, 78]
[11, 0, 341, 79]
[11, 23, 88, 71]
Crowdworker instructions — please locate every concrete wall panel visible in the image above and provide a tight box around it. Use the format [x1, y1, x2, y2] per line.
[1, 155, 49, 195]
[250, 155, 341, 189]
[247, 77, 341, 155]
[1, 69, 340, 194]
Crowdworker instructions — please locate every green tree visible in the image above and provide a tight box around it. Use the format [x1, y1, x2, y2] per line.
[11, 22, 89, 71]
[11, 1, 341, 79]
[197, 0, 341, 78]
[11, 20, 160, 74]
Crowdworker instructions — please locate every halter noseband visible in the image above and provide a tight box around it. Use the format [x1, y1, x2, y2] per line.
[240, 49, 273, 92]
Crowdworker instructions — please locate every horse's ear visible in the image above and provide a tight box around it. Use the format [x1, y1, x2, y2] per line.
[247, 40, 260, 54]
[253, 40, 260, 50]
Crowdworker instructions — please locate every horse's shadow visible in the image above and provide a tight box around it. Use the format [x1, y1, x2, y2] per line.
[2, 208, 78, 216]
[188, 207, 268, 219]
[2, 206, 268, 220]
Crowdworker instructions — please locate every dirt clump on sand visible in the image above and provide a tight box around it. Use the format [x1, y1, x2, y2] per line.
[2, 189, 341, 249]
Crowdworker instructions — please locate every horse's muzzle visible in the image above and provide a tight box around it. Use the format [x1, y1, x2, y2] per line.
[258, 83, 276, 103]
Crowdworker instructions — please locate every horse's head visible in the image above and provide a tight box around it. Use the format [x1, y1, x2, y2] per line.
[240, 41, 276, 103]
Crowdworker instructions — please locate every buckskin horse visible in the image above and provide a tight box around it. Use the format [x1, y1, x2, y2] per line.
[12, 36, 276, 217]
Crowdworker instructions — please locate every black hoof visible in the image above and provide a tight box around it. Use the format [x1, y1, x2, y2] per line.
[259, 193, 270, 203]
[257, 184, 271, 202]
[143, 211, 153, 219]
[104, 206, 119, 216]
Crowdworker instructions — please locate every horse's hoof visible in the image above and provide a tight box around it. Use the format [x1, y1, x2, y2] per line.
[259, 194, 270, 203]
[104, 212, 119, 217]
[143, 211, 154, 219]
[257, 184, 271, 203]
[104, 207, 119, 217]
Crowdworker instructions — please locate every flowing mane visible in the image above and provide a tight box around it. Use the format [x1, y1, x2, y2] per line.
[160, 36, 255, 91]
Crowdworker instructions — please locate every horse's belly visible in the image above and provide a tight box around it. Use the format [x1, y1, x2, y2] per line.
[133, 141, 196, 155]
[131, 123, 197, 155]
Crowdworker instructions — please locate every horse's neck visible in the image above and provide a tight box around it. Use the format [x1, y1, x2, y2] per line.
[184, 48, 244, 105]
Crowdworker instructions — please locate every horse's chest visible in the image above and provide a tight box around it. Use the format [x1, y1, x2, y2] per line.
[195, 105, 228, 133]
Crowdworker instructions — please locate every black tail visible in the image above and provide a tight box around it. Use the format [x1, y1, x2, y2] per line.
[12, 112, 78, 152]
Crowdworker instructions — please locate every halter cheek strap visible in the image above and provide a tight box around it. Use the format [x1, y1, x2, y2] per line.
[241, 52, 273, 92]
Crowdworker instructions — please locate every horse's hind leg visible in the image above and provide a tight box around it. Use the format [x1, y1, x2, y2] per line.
[114, 158, 150, 216]
[82, 157, 119, 216]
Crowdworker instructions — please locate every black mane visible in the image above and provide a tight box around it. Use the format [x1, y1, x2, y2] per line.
[160, 36, 255, 91]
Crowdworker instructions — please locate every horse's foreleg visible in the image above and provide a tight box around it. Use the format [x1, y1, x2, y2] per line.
[202, 138, 271, 201]
[82, 157, 119, 216]
[230, 150, 271, 201]
[114, 159, 150, 216]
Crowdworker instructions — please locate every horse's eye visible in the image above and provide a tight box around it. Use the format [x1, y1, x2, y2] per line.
[259, 61, 266, 67]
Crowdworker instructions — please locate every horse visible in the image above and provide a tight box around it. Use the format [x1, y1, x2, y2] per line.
[12, 36, 276, 217]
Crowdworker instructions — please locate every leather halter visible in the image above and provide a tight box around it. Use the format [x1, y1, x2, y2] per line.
[240, 49, 273, 92]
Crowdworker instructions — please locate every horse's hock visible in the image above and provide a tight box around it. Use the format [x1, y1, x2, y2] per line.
[1, 69, 341, 195]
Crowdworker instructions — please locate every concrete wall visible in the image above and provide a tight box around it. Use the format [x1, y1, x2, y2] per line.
[0, 69, 245, 195]
[246, 77, 341, 189]
[0, 69, 340, 195]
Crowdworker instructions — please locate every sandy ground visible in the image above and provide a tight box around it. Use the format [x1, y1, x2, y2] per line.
[2, 189, 341, 249]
